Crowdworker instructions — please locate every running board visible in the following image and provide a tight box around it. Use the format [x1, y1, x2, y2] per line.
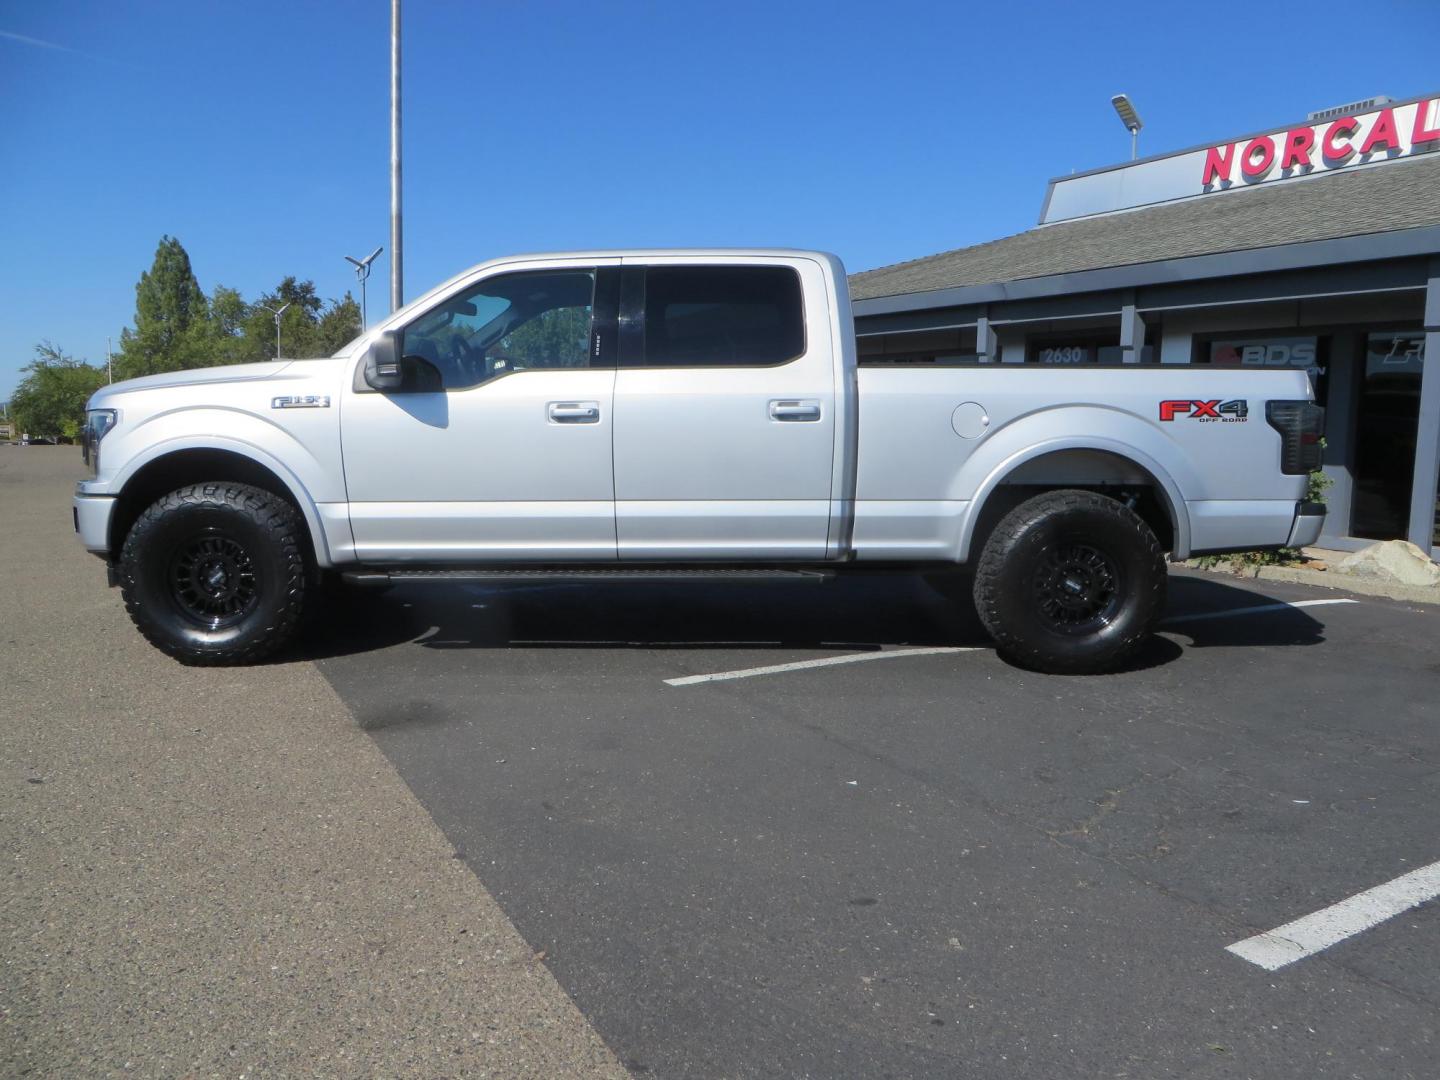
[341, 567, 836, 587]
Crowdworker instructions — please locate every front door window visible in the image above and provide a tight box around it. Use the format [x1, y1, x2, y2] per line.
[401, 269, 596, 391]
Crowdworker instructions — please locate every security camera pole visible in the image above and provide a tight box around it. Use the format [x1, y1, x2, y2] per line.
[260, 302, 291, 359]
[345, 246, 384, 330]
[390, 0, 403, 312]
[1111, 94, 1143, 160]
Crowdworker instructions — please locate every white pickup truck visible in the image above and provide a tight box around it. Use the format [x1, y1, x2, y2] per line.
[75, 250, 1325, 673]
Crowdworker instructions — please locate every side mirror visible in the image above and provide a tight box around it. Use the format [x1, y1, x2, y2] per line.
[363, 330, 404, 391]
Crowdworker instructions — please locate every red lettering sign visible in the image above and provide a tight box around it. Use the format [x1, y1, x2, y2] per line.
[1280, 128, 1314, 169]
[1412, 99, 1440, 145]
[1359, 108, 1401, 154]
[1322, 118, 1360, 164]
[1202, 144, 1236, 185]
[1197, 98, 1440, 187]
[1241, 137, 1276, 178]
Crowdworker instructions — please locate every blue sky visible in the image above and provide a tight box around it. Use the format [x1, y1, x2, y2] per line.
[3, 0, 1438, 401]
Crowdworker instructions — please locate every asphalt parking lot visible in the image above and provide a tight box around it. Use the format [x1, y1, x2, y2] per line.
[313, 565, 1438, 1078]
[7, 446, 1437, 1078]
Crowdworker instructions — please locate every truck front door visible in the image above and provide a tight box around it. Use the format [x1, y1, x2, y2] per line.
[611, 258, 838, 559]
[342, 261, 620, 562]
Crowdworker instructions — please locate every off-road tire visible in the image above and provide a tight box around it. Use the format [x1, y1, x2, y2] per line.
[973, 489, 1165, 674]
[119, 483, 307, 665]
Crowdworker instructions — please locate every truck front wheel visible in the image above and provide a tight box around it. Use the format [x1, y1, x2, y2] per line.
[973, 490, 1165, 674]
[119, 483, 308, 665]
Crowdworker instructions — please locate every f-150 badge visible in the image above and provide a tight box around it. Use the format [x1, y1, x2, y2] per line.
[271, 395, 331, 409]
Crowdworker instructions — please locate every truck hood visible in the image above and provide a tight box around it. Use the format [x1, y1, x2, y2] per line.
[94, 361, 298, 403]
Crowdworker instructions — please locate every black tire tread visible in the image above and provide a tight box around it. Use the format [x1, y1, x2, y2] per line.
[119, 482, 307, 665]
[973, 489, 1165, 674]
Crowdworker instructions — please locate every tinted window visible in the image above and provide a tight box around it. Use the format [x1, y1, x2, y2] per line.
[643, 266, 803, 367]
[402, 269, 595, 390]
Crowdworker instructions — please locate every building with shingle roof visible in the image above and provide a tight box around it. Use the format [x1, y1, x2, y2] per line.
[848, 92, 1440, 555]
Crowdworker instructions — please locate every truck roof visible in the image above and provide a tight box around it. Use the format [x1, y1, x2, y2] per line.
[378, 249, 843, 340]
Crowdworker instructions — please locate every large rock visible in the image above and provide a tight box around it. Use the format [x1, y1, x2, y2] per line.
[1337, 540, 1440, 587]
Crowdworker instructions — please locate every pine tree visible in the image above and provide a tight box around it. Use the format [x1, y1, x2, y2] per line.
[115, 236, 211, 379]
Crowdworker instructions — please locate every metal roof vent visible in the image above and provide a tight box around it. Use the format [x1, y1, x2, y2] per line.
[1308, 96, 1393, 122]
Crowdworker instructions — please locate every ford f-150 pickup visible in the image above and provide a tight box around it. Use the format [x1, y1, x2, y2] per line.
[74, 250, 1325, 673]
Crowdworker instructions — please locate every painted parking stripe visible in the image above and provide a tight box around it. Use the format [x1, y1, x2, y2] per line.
[1226, 859, 1440, 971]
[1162, 598, 1357, 626]
[664, 646, 981, 687]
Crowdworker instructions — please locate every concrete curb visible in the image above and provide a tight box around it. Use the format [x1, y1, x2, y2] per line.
[1255, 565, 1440, 605]
[1183, 558, 1440, 606]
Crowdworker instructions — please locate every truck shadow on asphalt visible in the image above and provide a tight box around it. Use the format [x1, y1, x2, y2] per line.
[287, 572, 1329, 672]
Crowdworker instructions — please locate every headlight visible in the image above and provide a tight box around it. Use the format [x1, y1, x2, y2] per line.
[82, 409, 118, 473]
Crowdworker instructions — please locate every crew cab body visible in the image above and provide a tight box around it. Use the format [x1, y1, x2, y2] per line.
[75, 250, 1325, 672]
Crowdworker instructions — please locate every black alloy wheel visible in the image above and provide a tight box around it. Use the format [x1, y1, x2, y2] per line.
[119, 482, 308, 665]
[1032, 541, 1122, 635]
[168, 532, 260, 627]
[973, 489, 1166, 674]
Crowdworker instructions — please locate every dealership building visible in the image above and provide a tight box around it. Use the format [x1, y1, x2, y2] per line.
[850, 92, 1440, 556]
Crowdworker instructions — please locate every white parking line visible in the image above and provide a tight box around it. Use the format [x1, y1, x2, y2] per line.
[664, 646, 981, 687]
[1226, 859, 1440, 971]
[1162, 598, 1356, 626]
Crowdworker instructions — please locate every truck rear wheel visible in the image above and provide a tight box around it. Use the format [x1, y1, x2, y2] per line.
[973, 489, 1165, 674]
[119, 483, 308, 665]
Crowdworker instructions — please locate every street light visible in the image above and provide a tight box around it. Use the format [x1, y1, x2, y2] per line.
[260, 302, 291, 359]
[1111, 93, 1143, 160]
[390, 0, 403, 312]
[344, 246, 384, 330]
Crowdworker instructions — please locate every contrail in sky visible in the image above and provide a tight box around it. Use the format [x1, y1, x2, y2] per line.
[0, 28, 137, 68]
[0, 29, 82, 53]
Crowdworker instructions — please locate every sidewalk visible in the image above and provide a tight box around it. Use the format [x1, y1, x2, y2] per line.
[1186, 543, 1440, 607]
[0, 448, 625, 1078]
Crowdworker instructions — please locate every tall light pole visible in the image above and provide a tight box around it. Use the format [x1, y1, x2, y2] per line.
[1111, 94, 1143, 160]
[260, 302, 291, 359]
[390, 0, 403, 313]
[345, 246, 384, 330]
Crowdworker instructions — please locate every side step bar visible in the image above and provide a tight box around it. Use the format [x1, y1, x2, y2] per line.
[341, 567, 837, 587]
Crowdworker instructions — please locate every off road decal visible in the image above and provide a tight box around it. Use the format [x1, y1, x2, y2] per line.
[1159, 399, 1248, 423]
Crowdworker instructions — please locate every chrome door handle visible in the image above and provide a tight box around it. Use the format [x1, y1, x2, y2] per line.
[547, 401, 600, 424]
[769, 400, 821, 422]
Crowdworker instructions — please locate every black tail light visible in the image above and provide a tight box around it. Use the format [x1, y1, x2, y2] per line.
[1266, 400, 1325, 475]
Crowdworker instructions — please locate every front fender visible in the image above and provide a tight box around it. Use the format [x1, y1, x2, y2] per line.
[106, 420, 340, 568]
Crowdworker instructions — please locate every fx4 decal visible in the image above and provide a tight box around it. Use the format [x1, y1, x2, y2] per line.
[1159, 399, 1249, 423]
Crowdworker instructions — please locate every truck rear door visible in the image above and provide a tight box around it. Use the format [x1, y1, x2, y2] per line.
[611, 257, 837, 559]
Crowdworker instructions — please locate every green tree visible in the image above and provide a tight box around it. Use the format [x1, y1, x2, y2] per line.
[315, 293, 362, 354]
[203, 285, 267, 365]
[110, 240, 366, 375]
[8, 343, 108, 440]
[115, 236, 213, 379]
[247, 279, 358, 359]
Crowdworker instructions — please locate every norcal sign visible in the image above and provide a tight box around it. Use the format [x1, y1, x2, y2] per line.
[1040, 92, 1440, 224]
[1201, 98, 1440, 188]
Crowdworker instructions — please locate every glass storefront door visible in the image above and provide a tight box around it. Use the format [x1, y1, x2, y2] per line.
[1351, 331, 1426, 540]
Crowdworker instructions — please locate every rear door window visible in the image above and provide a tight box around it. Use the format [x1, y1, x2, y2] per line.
[638, 266, 804, 368]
